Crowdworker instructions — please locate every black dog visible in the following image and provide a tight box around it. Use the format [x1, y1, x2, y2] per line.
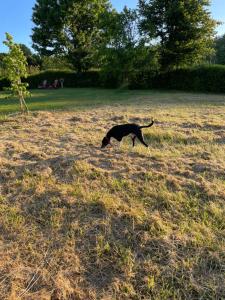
[101, 120, 154, 148]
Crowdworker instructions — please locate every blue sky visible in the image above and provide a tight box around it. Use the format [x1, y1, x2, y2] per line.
[0, 0, 225, 52]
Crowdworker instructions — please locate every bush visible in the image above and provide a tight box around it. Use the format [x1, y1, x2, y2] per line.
[2, 65, 225, 93]
[128, 70, 159, 89]
[0, 70, 124, 90]
[0, 77, 10, 91]
[129, 65, 225, 93]
[100, 70, 124, 88]
[24, 70, 101, 89]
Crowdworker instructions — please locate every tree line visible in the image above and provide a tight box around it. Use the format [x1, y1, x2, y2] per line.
[1, 0, 225, 77]
[30, 0, 222, 72]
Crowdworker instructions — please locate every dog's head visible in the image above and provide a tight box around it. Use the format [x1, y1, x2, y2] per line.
[101, 136, 110, 148]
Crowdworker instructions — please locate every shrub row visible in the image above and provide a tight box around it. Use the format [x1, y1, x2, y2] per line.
[129, 65, 225, 93]
[0, 77, 10, 91]
[0, 70, 122, 90]
[25, 70, 100, 89]
[1, 65, 225, 93]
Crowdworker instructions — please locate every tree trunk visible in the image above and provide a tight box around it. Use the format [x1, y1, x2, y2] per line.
[22, 97, 29, 113]
[19, 93, 29, 114]
[19, 98, 24, 112]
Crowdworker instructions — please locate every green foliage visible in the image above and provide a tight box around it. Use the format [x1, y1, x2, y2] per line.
[101, 7, 139, 70]
[1, 70, 125, 90]
[31, 0, 219, 76]
[19, 44, 32, 58]
[132, 44, 160, 72]
[3, 33, 30, 112]
[32, 0, 112, 71]
[0, 53, 7, 77]
[26, 70, 125, 89]
[41, 55, 73, 71]
[100, 7, 159, 80]
[25, 70, 101, 89]
[100, 70, 123, 88]
[19, 44, 42, 68]
[139, 0, 217, 70]
[214, 34, 225, 65]
[2, 64, 225, 93]
[129, 65, 225, 93]
[128, 69, 159, 89]
[0, 78, 10, 91]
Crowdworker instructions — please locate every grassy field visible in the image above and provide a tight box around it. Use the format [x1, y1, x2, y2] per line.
[1, 88, 225, 114]
[0, 89, 225, 299]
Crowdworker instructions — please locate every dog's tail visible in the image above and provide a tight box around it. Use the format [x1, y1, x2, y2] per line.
[139, 120, 154, 129]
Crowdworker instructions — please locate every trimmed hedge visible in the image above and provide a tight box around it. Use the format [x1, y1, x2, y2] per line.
[1, 65, 225, 93]
[24, 70, 101, 89]
[0, 70, 123, 90]
[100, 70, 124, 88]
[0, 77, 10, 91]
[129, 65, 225, 93]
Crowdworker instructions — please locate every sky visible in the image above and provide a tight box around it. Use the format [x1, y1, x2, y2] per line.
[0, 0, 225, 52]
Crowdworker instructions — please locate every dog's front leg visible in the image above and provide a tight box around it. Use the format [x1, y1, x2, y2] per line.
[118, 138, 123, 149]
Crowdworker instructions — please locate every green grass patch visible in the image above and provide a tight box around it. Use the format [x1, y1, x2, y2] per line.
[1, 88, 225, 115]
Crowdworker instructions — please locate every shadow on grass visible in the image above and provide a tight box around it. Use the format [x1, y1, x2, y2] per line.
[1, 152, 224, 298]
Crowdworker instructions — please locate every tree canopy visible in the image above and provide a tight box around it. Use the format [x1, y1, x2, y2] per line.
[214, 34, 225, 65]
[139, 0, 217, 70]
[32, 0, 112, 71]
[30, 0, 220, 73]
[101, 7, 139, 73]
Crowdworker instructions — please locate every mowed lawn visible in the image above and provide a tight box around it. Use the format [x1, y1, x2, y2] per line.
[0, 88, 225, 299]
[1, 87, 225, 114]
[0, 88, 157, 114]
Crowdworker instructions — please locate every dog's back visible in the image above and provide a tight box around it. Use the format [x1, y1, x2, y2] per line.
[108, 123, 140, 140]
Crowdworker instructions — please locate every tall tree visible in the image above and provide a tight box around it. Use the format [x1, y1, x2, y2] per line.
[3, 33, 30, 113]
[100, 6, 159, 78]
[32, 0, 111, 72]
[101, 7, 140, 75]
[139, 0, 217, 70]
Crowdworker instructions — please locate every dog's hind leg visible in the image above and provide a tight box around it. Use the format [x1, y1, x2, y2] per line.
[136, 132, 148, 147]
[131, 136, 136, 147]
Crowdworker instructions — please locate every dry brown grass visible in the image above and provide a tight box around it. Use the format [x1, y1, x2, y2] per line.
[0, 91, 225, 299]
